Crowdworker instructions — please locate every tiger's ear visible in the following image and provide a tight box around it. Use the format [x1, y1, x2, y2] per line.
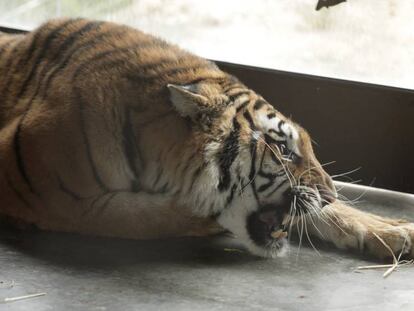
[167, 83, 209, 119]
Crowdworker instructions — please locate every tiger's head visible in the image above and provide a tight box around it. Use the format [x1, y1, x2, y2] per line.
[168, 76, 337, 257]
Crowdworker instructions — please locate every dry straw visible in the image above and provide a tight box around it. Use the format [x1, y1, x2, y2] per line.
[356, 232, 414, 278]
[2, 292, 46, 303]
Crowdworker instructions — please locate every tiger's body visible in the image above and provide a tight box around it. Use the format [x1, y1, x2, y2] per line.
[0, 18, 413, 258]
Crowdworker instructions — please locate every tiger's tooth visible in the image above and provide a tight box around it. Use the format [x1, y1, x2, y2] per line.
[270, 229, 288, 239]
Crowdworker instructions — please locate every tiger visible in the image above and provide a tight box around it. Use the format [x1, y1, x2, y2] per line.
[0, 18, 413, 259]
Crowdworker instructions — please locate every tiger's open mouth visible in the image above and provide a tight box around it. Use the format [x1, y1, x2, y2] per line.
[246, 204, 290, 248]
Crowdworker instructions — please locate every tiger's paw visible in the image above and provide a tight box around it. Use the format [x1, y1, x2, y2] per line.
[362, 221, 414, 260]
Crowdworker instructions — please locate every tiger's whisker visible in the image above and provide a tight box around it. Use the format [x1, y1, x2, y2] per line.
[297, 160, 336, 182]
[303, 209, 321, 256]
[296, 209, 305, 261]
[302, 199, 330, 229]
[319, 208, 349, 236]
[330, 167, 361, 179]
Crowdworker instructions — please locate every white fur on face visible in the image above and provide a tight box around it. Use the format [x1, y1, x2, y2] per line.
[256, 111, 302, 157]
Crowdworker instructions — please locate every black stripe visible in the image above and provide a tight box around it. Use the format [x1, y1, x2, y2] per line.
[228, 90, 250, 102]
[267, 112, 276, 119]
[235, 100, 249, 112]
[217, 117, 241, 191]
[269, 149, 282, 165]
[256, 145, 274, 193]
[258, 170, 284, 180]
[259, 143, 266, 168]
[7, 30, 39, 72]
[83, 192, 117, 217]
[159, 61, 217, 76]
[248, 139, 260, 203]
[21, 22, 51, 67]
[152, 166, 163, 188]
[48, 21, 102, 62]
[94, 43, 152, 65]
[71, 42, 213, 84]
[122, 108, 140, 189]
[264, 134, 285, 165]
[265, 179, 288, 198]
[128, 62, 215, 81]
[269, 128, 284, 137]
[257, 180, 275, 193]
[243, 110, 257, 130]
[223, 84, 244, 93]
[0, 42, 25, 96]
[179, 153, 197, 180]
[57, 175, 83, 200]
[158, 182, 170, 194]
[77, 47, 143, 76]
[226, 184, 237, 206]
[257, 165, 286, 194]
[185, 76, 225, 86]
[39, 25, 124, 98]
[10, 21, 80, 197]
[16, 19, 77, 99]
[5, 173, 31, 209]
[34, 21, 103, 98]
[278, 120, 286, 133]
[212, 175, 239, 217]
[100, 192, 118, 211]
[264, 133, 279, 145]
[2, 43, 20, 63]
[13, 118, 37, 195]
[253, 99, 266, 110]
[187, 164, 205, 194]
[70, 42, 154, 82]
[15, 22, 102, 131]
[74, 86, 109, 192]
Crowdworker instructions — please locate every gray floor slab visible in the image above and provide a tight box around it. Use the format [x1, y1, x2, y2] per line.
[1, 184, 414, 311]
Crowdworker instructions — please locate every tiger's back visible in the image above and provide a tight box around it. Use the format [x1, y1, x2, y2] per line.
[0, 19, 229, 234]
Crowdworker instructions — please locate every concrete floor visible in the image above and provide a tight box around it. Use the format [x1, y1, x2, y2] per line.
[1, 184, 414, 311]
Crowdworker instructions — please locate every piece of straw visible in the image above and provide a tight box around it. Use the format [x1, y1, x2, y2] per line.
[2, 292, 46, 303]
[270, 230, 288, 240]
[355, 232, 412, 278]
[373, 232, 399, 278]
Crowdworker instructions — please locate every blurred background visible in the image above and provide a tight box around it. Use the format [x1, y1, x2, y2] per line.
[0, 0, 413, 90]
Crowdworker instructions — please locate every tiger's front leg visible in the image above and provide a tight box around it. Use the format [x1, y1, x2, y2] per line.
[301, 201, 414, 259]
[43, 192, 223, 240]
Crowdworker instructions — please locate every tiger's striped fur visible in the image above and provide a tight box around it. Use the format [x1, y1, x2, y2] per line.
[1, 19, 414, 258]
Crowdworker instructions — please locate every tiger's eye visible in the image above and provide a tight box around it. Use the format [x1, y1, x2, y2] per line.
[279, 143, 287, 154]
